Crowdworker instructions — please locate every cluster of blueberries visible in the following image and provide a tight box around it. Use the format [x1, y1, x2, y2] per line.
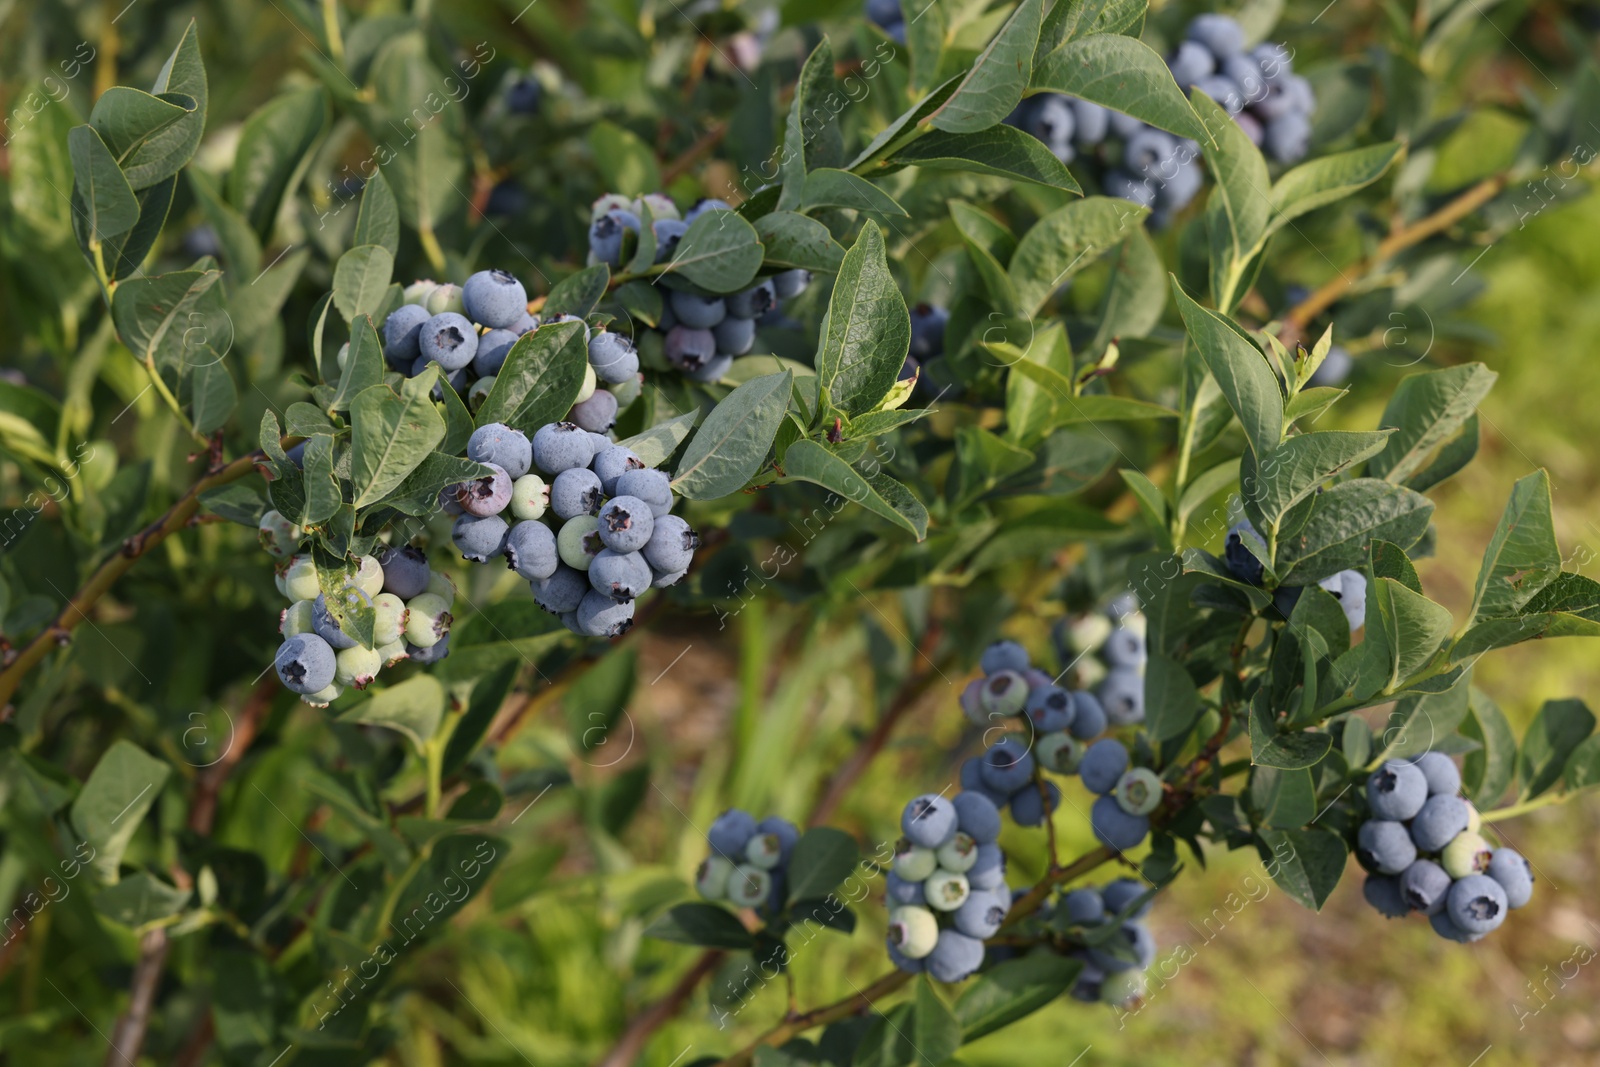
[380, 270, 642, 432]
[1053, 596, 1150, 728]
[1061, 878, 1158, 1009]
[263, 521, 458, 705]
[445, 420, 700, 639]
[885, 791, 1008, 981]
[1358, 754, 1534, 942]
[1224, 519, 1367, 629]
[584, 192, 813, 381]
[696, 809, 801, 915]
[1009, 14, 1315, 226]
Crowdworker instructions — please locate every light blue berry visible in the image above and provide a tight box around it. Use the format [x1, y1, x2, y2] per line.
[383, 304, 430, 368]
[592, 446, 644, 496]
[588, 549, 652, 602]
[576, 588, 634, 637]
[276, 633, 337, 694]
[418, 312, 478, 371]
[531, 564, 589, 614]
[615, 468, 672, 518]
[597, 496, 654, 554]
[452, 513, 509, 563]
[503, 521, 559, 581]
[461, 269, 527, 329]
[468, 423, 533, 479]
[532, 421, 596, 475]
[550, 467, 604, 520]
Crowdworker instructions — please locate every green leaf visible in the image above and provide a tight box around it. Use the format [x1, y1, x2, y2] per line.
[1033, 34, 1206, 141]
[1090, 229, 1164, 355]
[1370, 539, 1422, 594]
[442, 662, 519, 777]
[382, 453, 496, 517]
[330, 315, 386, 414]
[544, 264, 610, 318]
[800, 169, 907, 218]
[674, 371, 792, 500]
[954, 955, 1082, 1041]
[589, 120, 661, 196]
[1276, 479, 1434, 585]
[88, 88, 192, 189]
[1467, 469, 1559, 625]
[786, 827, 860, 904]
[93, 872, 191, 928]
[474, 321, 590, 435]
[140, 20, 208, 190]
[1172, 282, 1282, 460]
[660, 210, 765, 293]
[387, 833, 505, 940]
[886, 125, 1080, 191]
[755, 212, 847, 273]
[111, 269, 231, 373]
[1009, 197, 1148, 315]
[1373, 685, 1472, 764]
[229, 86, 326, 237]
[1564, 735, 1600, 793]
[778, 39, 842, 212]
[350, 369, 447, 509]
[1518, 698, 1595, 800]
[1461, 687, 1516, 808]
[849, 77, 962, 172]
[1250, 766, 1316, 829]
[332, 244, 395, 325]
[70, 740, 171, 883]
[198, 482, 267, 527]
[68, 125, 140, 243]
[353, 169, 400, 256]
[932, 0, 1044, 132]
[1368, 363, 1497, 485]
[190, 359, 237, 436]
[644, 902, 755, 949]
[1038, 0, 1148, 53]
[815, 225, 909, 417]
[951, 426, 1036, 507]
[1266, 143, 1402, 236]
[185, 169, 260, 281]
[1250, 431, 1392, 531]
[340, 674, 448, 752]
[299, 435, 342, 526]
[618, 409, 701, 468]
[1193, 91, 1271, 311]
[1371, 577, 1454, 687]
[783, 441, 929, 539]
[911, 979, 963, 1066]
[1144, 653, 1203, 743]
[1258, 828, 1347, 910]
[102, 174, 178, 283]
[1000, 322, 1071, 443]
[953, 202, 1020, 314]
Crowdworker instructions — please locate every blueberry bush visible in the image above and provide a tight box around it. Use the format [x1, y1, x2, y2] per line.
[1, 0, 1598, 1063]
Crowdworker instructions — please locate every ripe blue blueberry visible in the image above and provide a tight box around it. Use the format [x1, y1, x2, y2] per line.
[1089, 795, 1150, 851]
[595, 496, 654, 555]
[670, 291, 727, 329]
[980, 670, 1029, 717]
[1264, 113, 1312, 163]
[1104, 169, 1156, 208]
[652, 218, 689, 262]
[276, 633, 337, 694]
[641, 515, 699, 575]
[708, 808, 757, 859]
[1357, 819, 1418, 875]
[1022, 95, 1075, 161]
[886, 872, 925, 906]
[382, 304, 430, 368]
[771, 269, 812, 299]
[1399, 859, 1452, 915]
[1447, 874, 1508, 935]
[1098, 668, 1145, 726]
[1063, 887, 1106, 925]
[532, 564, 590, 614]
[980, 639, 1030, 675]
[1069, 962, 1106, 1002]
[1411, 751, 1462, 796]
[686, 352, 733, 383]
[967, 843, 1006, 890]
[1223, 55, 1268, 106]
[589, 209, 640, 266]
[1224, 520, 1267, 584]
[1252, 42, 1293, 84]
[1024, 686, 1076, 734]
[1079, 738, 1130, 795]
[576, 588, 634, 637]
[1089, 921, 1156, 973]
[503, 521, 559, 581]
[1102, 878, 1152, 919]
[1409, 794, 1470, 853]
[664, 325, 717, 371]
[887, 943, 925, 974]
[473, 329, 518, 377]
[952, 791, 1002, 844]
[1429, 909, 1485, 943]
[1009, 781, 1060, 827]
[418, 312, 478, 371]
[570, 390, 619, 433]
[587, 332, 640, 385]
[550, 468, 604, 520]
[1102, 627, 1146, 669]
[1071, 98, 1110, 146]
[1168, 39, 1216, 86]
[457, 463, 513, 517]
[461, 269, 527, 329]
[1485, 849, 1533, 909]
[589, 549, 652, 602]
[533, 421, 596, 475]
[926, 929, 985, 983]
[908, 303, 949, 360]
[711, 315, 755, 357]
[615, 467, 673, 518]
[591, 445, 644, 495]
[683, 197, 732, 224]
[1069, 690, 1108, 739]
[506, 75, 541, 114]
[901, 793, 958, 849]
[1367, 759, 1429, 821]
[377, 544, 431, 600]
[1363, 873, 1409, 918]
[452, 513, 510, 563]
[953, 889, 1008, 939]
[311, 589, 369, 651]
[1187, 13, 1244, 57]
[979, 737, 1035, 794]
[1124, 128, 1178, 175]
[725, 280, 776, 319]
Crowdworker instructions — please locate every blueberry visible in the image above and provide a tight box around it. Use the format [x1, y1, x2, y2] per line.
[1069, 960, 1106, 1002]
[887, 943, 925, 974]
[1124, 128, 1178, 175]
[383, 304, 431, 368]
[901, 793, 958, 849]
[473, 329, 518, 377]
[1367, 759, 1429, 821]
[1068, 690, 1108, 739]
[1447, 874, 1508, 935]
[258, 510, 300, 559]
[652, 218, 689, 262]
[1193, 74, 1245, 115]
[1102, 877, 1152, 919]
[284, 441, 306, 469]
[979, 639, 1029, 675]
[461, 270, 526, 329]
[967, 843, 1006, 890]
[686, 353, 733, 383]
[980, 670, 1029, 717]
[707, 809, 756, 861]
[280, 599, 315, 638]
[1307, 344, 1353, 388]
[503, 521, 559, 581]
[936, 831, 980, 873]
[1025, 686, 1076, 734]
[588, 549, 652, 602]
[1223, 55, 1268, 107]
[457, 463, 513, 517]
[756, 815, 799, 864]
[771, 269, 812, 298]
[683, 197, 733, 224]
[1409, 751, 1461, 797]
[1108, 111, 1146, 139]
[726, 864, 773, 908]
[892, 841, 938, 882]
[418, 312, 479, 371]
[311, 589, 368, 651]
[1187, 13, 1244, 57]
[1155, 156, 1205, 211]
[1102, 628, 1146, 670]
[958, 678, 988, 725]
[570, 389, 619, 433]
[887, 904, 939, 959]
[1399, 859, 1452, 915]
[1009, 781, 1060, 827]
[1224, 520, 1267, 584]
[866, 0, 903, 26]
[1486, 849, 1533, 908]
[926, 927, 985, 983]
[1114, 768, 1163, 816]
[1357, 819, 1418, 875]
[404, 592, 453, 648]
[407, 629, 451, 663]
[1098, 668, 1145, 726]
[371, 592, 409, 647]
[1409, 794, 1470, 853]
[1363, 873, 1410, 918]
[640, 514, 699, 576]
[1099, 969, 1147, 1008]
[664, 325, 717, 371]
[437, 485, 465, 516]
[1104, 169, 1157, 208]
[589, 210, 640, 266]
[1089, 921, 1156, 973]
[510, 474, 549, 521]
[588, 332, 640, 384]
[557, 516, 604, 571]
[334, 644, 382, 689]
[378, 545, 431, 599]
[1063, 887, 1106, 925]
[924, 869, 971, 912]
[886, 871, 926, 906]
[1282, 74, 1316, 114]
[1090, 795, 1150, 851]
[1441, 832, 1493, 879]
[696, 855, 735, 899]
[532, 564, 590, 614]
[1168, 39, 1216, 86]
[908, 303, 949, 359]
[591, 446, 645, 496]
[954, 889, 1008, 939]
[276, 633, 337, 694]
[1264, 113, 1312, 163]
[591, 497, 652, 556]
[1036, 731, 1084, 774]
[1079, 739, 1130, 795]
[1022, 667, 1054, 691]
[452, 513, 510, 563]
[670, 291, 728, 329]
[979, 737, 1035, 794]
[615, 468, 673, 518]
[725, 280, 776, 319]
[1071, 98, 1110, 146]
[1429, 908, 1485, 943]
[506, 74, 541, 114]
[1252, 42, 1293, 84]
[546, 468, 600, 521]
[533, 421, 596, 475]
[711, 315, 756, 357]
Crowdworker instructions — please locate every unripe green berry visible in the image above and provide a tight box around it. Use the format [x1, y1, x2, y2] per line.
[425, 283, 463, 314]
[335, 645, 383, 689]
[405, 592, 453, 648]
[510, 475, 549, 521]
[353, 555, 384, 598]
[1100, 968, 1147, 1008]
[1037, 732, 1084, 774]
[258, 510, 300, 558]
[282, 555, 320, 602]
[377, 640, 409, 666]
[281, 599, 315, 637]
[1115, 768, 1163, 816]
[302, 682, 343, 707]
[888, 905, 939, 959]
[1442, 831, 1493, 879]
[696, 855, 736, 899]
[924, 869, 970, 912]
[935, 832, 978, 874]
[892, 842, 938, 882]
[372, 593, 409, 647]
[726, 865, 772, 908]
[744, 832, 784, 870]
[557, 515, 604, 571]
[574, 362, 598, 404]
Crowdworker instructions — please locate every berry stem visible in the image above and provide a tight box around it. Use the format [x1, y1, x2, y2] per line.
[1479, 791, 1569, 823]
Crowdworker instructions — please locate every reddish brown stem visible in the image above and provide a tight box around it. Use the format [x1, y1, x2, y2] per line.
[104, 929, 169, 1067]
[595, 950, 727, 1067]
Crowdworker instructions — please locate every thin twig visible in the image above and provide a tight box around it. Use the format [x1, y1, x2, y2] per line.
[104, 929, 170, 1067]
[595, 950, 727, 1067]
